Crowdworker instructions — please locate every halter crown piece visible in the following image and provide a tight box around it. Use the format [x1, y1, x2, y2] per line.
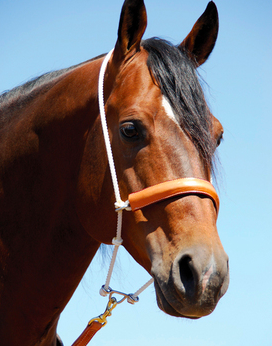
[97, 49, 220, 303]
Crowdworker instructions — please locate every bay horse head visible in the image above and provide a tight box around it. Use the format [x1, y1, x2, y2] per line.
[76, 0, 229, 319]
[0, 0, 229, 344]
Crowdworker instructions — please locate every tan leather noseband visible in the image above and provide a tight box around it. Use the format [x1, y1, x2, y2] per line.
[128, 178, 219, 215]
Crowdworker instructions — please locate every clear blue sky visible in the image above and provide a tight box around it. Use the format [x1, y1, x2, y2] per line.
[1, 0, 272, 345]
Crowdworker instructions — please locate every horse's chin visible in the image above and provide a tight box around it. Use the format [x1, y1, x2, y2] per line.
[153, 277, 215, 319]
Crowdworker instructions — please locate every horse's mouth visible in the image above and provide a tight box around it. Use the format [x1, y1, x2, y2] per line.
[153, 277, 202, 319]
[153, 274, 221, 319]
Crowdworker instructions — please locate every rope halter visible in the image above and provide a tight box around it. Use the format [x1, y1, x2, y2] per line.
[98, 49, 219, 303]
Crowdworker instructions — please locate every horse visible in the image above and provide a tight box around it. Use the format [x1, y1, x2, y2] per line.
[0, 0, 229, 345]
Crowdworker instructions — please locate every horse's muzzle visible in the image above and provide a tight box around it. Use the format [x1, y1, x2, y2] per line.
[152, 245, 229, 318]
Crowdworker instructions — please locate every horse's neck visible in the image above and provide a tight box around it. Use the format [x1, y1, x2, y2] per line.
[0, 58, 103, 345]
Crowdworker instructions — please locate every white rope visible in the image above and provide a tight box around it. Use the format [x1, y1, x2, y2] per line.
[98, 49, 123, 293]
[101, 243, 119, 293]
[128, 278, 155, 303]
[98, 49, 121, 204]
[98, 49, 154, 300]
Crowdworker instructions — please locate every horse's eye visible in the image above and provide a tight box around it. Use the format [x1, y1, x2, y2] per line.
[217, 132, 223, 147]
[120, 122, 139, 140]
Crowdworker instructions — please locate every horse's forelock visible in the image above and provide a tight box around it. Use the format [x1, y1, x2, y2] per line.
[141, 38, 214, 171]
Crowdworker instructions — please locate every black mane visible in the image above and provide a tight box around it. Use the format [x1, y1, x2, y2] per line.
[0, 67, 75, 111]
[0, 55, 105, 112]
[142, 38, 214, 169]
[1, 42, 214, 168]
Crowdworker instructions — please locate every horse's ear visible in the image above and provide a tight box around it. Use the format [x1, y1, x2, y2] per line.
[113, 0, 147, 61]
[179, 1, 219, 66]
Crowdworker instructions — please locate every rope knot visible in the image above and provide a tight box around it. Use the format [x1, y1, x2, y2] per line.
[99, 285, 111, 297]
[112, 237, 123, 246]
[127, 294, 139, 304]
[114, 200, 131, 212]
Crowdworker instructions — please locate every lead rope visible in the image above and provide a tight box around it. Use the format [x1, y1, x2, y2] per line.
[71, 50, 154, 346]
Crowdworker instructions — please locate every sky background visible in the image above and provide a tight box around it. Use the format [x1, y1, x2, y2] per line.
[1, 0, 272, 345]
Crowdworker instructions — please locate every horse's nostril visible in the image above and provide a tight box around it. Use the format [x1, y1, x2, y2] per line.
[179, 255, 196, 297]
